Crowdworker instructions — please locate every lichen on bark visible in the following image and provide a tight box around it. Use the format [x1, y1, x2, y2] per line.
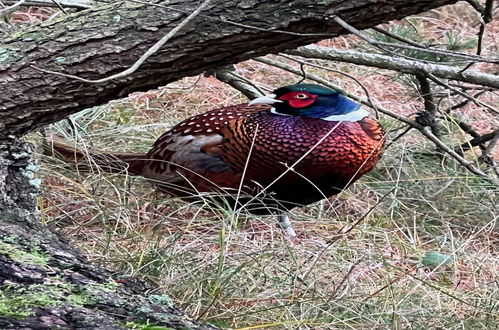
[0, 138, 216, 329]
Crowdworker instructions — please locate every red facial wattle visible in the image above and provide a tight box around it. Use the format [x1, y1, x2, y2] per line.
[278, 91, 317, 109]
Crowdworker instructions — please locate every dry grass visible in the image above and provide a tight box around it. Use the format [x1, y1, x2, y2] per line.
[29, 3, 499, 329]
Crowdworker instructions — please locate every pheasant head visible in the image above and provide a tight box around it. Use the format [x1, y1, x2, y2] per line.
[249, 83, 368, 122]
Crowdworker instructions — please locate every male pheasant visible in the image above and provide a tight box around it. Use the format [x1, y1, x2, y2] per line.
[48, 84, 385, 235]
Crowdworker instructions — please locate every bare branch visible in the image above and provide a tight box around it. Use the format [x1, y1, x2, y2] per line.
[414, 75, 439, 143]
[415, 75, 437, 114]
[425, 72, 498, 115]
[419, 127, 497, 182]
[207, 65, 265, 99]
[445, 90, 487, 113]
[443, 116, 481, 139]
[460, 0, 495, 71]
[455, 130, 499, 155]
[0, 0, 26, 17]
[286, 46, 499, 89]
[371, 26, 426, 48]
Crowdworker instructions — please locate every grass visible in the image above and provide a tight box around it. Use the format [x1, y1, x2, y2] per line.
[30, 3, 499, 329]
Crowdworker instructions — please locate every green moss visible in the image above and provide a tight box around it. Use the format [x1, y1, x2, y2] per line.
[0, 241, 50, 266]
[125, 320, 175, 330]
[102, 279, 119, 292]
[87, 279, 119, 293]
[148, 294, 174, 308]
[0, 47, 21, 64]
[0, 282, 96, 319]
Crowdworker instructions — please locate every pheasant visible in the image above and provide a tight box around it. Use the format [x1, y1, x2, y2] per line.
[47, 84, 385, 236]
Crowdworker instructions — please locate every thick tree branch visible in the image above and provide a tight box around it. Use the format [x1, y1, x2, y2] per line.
[0, 138, 218, 329]
[0, 0, 461, 137]
[31, 0, 213, 83]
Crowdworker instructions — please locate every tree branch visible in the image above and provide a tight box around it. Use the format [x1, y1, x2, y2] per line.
[286, 46, 499, 89]
[207, 65, 265, 100]
[455, 130, 498, 154]
[419, 127, 496, 182]
[1, 0, 92, 9]
[425, 72, 498, 115]
[0, 0, 26, 17]
[2, 0, 464, 137]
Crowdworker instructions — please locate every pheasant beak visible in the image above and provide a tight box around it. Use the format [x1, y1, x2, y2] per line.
[249, 94, 283, 105]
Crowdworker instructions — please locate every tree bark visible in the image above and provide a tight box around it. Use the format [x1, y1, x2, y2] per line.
[0, 0, 459, 137]
[0, 138, 217, 329]
[0, 0, 461, 328]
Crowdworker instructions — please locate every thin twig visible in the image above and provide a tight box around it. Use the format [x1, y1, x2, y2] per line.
[445, 90, 487, 113]
[30, 0, 212, 83]
[50, 0, 68, 14]
[443, 116, 481, 138]
[455, 130, 499, 155]
[0, 0, 26, 16]
[208, 65, 265, 99]
[371, 26, 425, 48]
[385, 126, 413, 150]
[419, 127, 497, 182]
[425, 72, 498, 115]
[460, 0, 495, 72]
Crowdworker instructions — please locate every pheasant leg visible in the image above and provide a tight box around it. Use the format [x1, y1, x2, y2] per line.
[277, 214, 297, 237]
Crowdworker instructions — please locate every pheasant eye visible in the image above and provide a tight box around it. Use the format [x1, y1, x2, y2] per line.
[296, 93, 308, 99]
